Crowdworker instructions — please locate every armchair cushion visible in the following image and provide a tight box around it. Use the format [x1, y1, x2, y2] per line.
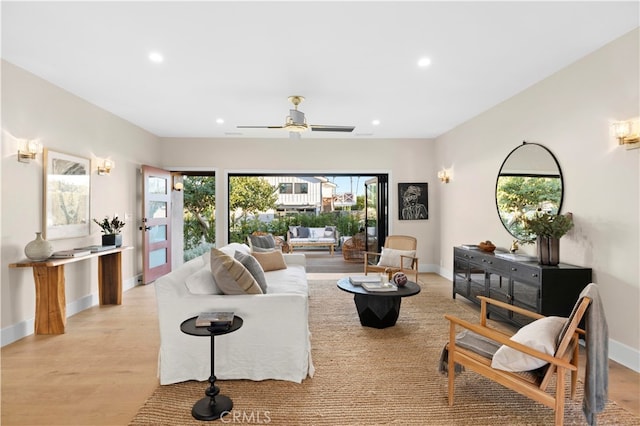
[248, 234, 276, 249]
[234, 251, 268, 293]
[252, 250, 288, 272]
[377, 247, 416, 269]
[491, 316, 567, 372]
[210, 249, 263, 295]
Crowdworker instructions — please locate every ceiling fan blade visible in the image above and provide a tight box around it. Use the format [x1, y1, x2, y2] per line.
[310, 125, 355, 132]
[236, 125, 284, 129]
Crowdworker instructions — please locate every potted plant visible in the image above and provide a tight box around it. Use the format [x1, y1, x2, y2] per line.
[93, 215, 125, 247]
[522, 211, 573, 265]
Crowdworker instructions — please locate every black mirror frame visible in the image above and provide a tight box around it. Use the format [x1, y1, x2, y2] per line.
[495, 141, 564, 240]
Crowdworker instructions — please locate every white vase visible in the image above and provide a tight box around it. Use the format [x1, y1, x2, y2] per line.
[24, 232, 54, 261]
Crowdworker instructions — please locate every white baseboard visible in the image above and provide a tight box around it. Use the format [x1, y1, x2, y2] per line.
[1, 275, 141, 347]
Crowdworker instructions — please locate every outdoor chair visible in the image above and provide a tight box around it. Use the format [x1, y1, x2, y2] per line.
[364, 235, 418, 283]
[442, 283, 606, 426]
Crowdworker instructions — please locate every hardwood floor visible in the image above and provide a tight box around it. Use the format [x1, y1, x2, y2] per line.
[1, 251, 638, 425]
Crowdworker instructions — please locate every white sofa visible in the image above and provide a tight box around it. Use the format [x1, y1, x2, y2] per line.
[155, 243, 314, 385]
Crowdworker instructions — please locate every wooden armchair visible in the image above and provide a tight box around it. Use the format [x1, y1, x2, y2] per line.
[247, 231, 290, 253]
[444, 294, 592, 426]
[364, 235, 418, 283]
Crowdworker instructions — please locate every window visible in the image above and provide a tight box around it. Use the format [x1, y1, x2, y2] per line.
[295, 183, 309, 194]
[279, 183, 293, 194]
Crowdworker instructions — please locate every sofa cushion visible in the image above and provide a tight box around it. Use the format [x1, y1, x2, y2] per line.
[491, 316, 567, 372]
[297, 226, 310, 238]
[210, 249, 263, 295]
[289, 226, 299, 238]
[377, 247, 416, 269]
[324, 226, 336, 238]
[248, 234, 276, 250]
[234, 251, 268, 293]
[185, 266, 222, 295]
[252, 250, 288, 272]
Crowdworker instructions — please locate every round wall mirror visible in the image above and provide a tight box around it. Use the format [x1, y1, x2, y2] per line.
[495, 142, 564, 241]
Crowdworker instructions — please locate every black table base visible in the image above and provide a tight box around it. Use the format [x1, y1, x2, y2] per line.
[354, 294, 401, 329]
[192, 394, 233, 421]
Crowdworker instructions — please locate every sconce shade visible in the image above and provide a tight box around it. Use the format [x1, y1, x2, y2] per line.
[17, 139, 43, 163]
[438, 169, 450, 183]
[613, 119, 640, 147]
[97, 159, 114, 175]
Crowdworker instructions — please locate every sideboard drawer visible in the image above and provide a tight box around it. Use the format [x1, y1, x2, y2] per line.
[508, 264, 541, 285]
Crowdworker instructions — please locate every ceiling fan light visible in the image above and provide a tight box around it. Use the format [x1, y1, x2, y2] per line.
[285, 123, 308, 132]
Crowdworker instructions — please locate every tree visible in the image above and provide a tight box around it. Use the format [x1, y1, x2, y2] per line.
[183, 176, 216, 250]
[229, 176, 278, 227]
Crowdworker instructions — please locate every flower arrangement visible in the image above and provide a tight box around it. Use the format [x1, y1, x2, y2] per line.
[522, 211, 573, 242]
[93, 216, 126, 235]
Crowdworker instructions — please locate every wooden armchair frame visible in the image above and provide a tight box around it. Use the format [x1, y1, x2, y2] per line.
[364, 235, 419, 283]
[444, 295, 591, 426]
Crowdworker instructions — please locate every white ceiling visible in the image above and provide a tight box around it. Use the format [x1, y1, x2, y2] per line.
[2, 1, 638, 139]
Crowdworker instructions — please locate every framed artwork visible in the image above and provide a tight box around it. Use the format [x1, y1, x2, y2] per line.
[44, 149, 91, 239]
[398, 182, 428, 220]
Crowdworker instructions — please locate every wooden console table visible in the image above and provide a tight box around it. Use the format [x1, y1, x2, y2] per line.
[9, 246, 132, 335]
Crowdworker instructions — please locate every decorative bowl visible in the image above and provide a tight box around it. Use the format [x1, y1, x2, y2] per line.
[478, 241, 496, 253]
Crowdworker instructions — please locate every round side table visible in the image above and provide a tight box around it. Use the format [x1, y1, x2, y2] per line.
[180, 315, 243, 421]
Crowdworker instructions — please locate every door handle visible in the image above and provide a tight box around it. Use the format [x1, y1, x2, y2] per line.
[139, 226, 151, 231]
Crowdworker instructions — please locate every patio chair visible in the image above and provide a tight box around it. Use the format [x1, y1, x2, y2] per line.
[363, 235, 418, 283]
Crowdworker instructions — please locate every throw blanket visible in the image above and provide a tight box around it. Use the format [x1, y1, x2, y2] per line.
[580, 283, 609, 425]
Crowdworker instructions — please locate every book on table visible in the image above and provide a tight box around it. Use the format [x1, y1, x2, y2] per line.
[75, 245, 117, 253]
[362, 282, 398, 292]
[195, 311, 235, 328]
[50, 249, 92, 258]
[348, 275, 381, 286]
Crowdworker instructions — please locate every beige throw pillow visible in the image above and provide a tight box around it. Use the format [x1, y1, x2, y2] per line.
[377, 247, 416, 269]
[252, 250, 288, 272]
[210, 249, 263, 295]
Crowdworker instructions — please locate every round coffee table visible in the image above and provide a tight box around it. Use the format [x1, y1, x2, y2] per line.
[337, 277, 421, 329]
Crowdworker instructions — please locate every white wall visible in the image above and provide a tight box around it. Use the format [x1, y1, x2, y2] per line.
[159, 136, 440, 269]
[1, 60, 160, 344]
[435, 29, 640, 370]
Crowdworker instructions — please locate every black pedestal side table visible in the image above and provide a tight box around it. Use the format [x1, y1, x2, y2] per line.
[180, 315, 243, 421]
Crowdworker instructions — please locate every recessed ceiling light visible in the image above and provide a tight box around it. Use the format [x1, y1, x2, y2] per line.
[372, 120, 380, 126]
[417, 57, 431, 68]
[216, 118, 224, 124]
[148, 51, 164, 63]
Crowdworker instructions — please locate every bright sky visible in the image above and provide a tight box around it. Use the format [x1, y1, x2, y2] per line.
[326, 176, 374, 196]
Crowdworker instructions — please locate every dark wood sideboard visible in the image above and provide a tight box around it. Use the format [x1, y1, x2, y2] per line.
[453, 246, 592, 327]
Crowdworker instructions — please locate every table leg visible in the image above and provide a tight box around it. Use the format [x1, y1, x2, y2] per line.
[32, 265, 66, 335]
[353, 294, 402, 329]
[192, 333, 233, 420]
[98, 251, 122, 305]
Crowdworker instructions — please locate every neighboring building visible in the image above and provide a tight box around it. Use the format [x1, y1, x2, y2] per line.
[263, 176, 337, 214]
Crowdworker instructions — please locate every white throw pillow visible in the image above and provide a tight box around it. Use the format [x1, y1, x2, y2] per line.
[377, 248, 416, 269]
[185, 266, 221, 295]
[491, 316, 567, 372]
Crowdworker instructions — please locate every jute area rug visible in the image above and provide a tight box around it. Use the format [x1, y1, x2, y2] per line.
[130, 279, 639, 425]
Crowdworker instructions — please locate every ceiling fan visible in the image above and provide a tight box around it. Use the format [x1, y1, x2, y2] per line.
[237, 96, 355, 138]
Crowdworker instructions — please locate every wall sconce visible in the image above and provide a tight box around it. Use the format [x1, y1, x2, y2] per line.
[613, 119, 640, 149]
[437, 169, 450, 184]
[97, 159, 114, 175]
[172, 174, 184, 191]
[17, 139, 43, 163]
